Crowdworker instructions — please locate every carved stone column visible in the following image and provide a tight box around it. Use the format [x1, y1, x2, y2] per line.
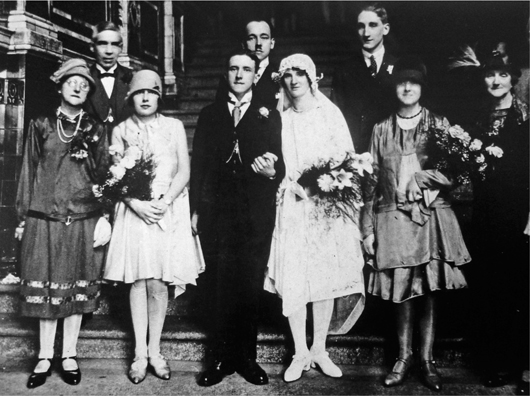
[162, 0, 176, 97]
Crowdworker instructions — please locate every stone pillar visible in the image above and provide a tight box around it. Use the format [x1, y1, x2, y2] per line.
[162, 0, 176, 97]
[117, 0, 131, 68]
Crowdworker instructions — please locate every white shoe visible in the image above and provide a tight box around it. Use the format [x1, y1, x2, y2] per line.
[284, 353, 311, 382]
[310, 350, 342, 378]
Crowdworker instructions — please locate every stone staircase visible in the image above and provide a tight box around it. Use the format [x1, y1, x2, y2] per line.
[0, 34, 476, 369]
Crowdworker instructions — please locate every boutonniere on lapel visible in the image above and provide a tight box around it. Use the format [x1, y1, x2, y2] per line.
[258, 107, 270, 119]
[387, 65, 394, 74]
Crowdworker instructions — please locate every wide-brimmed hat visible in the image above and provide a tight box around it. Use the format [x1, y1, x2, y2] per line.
[126, 69, 162, 101]
[50, 58, 95, 90]
[392, 56, 427, 86]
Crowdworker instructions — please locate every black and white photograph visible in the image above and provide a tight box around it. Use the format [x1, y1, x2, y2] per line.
[0, 1, 528, 394]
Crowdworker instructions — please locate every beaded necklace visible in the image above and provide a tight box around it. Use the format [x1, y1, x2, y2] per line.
[57, 108, 84, 144]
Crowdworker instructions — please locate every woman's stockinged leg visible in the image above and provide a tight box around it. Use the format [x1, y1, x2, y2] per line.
[130, 280, 149, 359]
[62, 314, 83, 370]
[146, 279, 168, 358]
[287, 305, 309, 356]
[35, 319, 57, 372]
[311, 299, 334, 354]
[419, 293, 437, 361]
[310, 299, 342, 377]
[395, 299, 414, 359]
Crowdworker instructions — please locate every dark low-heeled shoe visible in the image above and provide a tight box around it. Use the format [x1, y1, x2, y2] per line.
[384, 355, 413, 387]
[421, 360, 442, 392]
[61, 356, 81, 386]
[27, 358, 53, 389]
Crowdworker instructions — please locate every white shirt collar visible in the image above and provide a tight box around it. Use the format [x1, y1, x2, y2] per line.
[228, 90, 253, 105]
[362, 45, 385, 72]
[96, 63, 118, 75]
[255, 57, 269, 82]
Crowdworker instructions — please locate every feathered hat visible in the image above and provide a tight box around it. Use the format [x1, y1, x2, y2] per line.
[448, 44, 520, 78]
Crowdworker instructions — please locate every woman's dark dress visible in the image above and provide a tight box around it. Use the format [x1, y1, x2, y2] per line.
[469, 97, 529, 374]
[16, 111, 108, 319]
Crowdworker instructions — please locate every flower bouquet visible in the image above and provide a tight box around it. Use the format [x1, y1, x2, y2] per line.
[92, 145, 155, 211]
[426, 124, 502, 185]
[297, 151, 374, 222]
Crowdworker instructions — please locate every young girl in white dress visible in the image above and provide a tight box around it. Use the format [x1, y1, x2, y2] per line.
[104, 70, 204, 384]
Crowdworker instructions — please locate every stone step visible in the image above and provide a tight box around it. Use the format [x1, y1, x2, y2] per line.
[0, 312, 472, 367]
[189, 53, 349, 67]
[198, 35, 352, 48]
[182, 63, 337, 76]
[184, 74, 333, 90]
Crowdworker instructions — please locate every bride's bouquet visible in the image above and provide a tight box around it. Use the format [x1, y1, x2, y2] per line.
[297, 151, 374, 222]
[92, 145, 155, 210]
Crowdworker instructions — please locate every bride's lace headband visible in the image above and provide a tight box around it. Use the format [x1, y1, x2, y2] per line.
[272, 53, 323, 92]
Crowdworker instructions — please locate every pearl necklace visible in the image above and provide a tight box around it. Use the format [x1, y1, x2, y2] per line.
[57, 109, 84, 144]
[397, 107, 423, 119]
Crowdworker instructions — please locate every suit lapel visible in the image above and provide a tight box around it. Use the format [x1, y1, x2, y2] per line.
[111, 65, 130, 118]
[89, 65, 111, 121]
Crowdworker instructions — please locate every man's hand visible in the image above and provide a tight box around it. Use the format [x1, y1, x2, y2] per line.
[191, 211, 200, 236]
[251, 152, 278, 178]
[406, 177, 422, 202]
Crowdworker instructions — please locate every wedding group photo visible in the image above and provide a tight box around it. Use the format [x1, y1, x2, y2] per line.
[0, 1, 528, 395]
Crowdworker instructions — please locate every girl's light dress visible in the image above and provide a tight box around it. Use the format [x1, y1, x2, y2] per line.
[104, 114, 204, 297]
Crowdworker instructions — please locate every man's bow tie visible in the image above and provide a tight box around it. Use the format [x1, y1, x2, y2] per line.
[100, 72, 114, 78]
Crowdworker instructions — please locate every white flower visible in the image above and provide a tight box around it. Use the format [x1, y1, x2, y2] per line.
[259, 107, 269, 118]
[124, 146, 142, 161]
[485, 144, 504, 158]
[109, 164, 126, 180]
[351, 152, 374, 175]
[71, 150, 88, 160]
[479, 163, 488, 172]
[119, 156, 136, 169]
[317, 174, 335, 192]
[469, 139, 483, 151]
[387, 65, 394, 74]
[109, 144, 122, 156]
[448, 125, 470, 142]
[92, 135, 99, 142]
[92, 184, 103, 198]
[475, 154, 485, 164]
[331, 168, 353, 190]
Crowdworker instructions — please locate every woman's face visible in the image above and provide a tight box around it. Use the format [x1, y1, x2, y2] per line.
[396, 80, 422, 107]
[283, 69, 311, 99]
[132, 90, 159, 118]
[485, 70, 512, 99]
[59, 76, 90, 107]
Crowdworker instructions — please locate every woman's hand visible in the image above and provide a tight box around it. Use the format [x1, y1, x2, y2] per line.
[191, 211, 200, 236]
[93, 217, 112, 247]
[128, 199, 166, 225]
[14, 221, 25, 241]
[363, 234, 376, 256]
[406, 176, 422, 202]
[251, 152, 277, 178]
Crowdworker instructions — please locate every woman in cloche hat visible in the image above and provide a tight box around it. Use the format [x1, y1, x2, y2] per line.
[361, 56, 471, 392]
[15, 58, 111, 388]
[103, 69, 204, 384]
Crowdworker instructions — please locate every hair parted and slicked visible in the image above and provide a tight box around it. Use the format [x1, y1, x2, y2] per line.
[359, 3, 389, 24]
[92, 21, 122, 42]
[242, 19, 274, 41]
[225, 49, 260, 73]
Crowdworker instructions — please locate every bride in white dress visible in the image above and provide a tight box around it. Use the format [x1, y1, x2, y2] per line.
[264, 54, 365, 382]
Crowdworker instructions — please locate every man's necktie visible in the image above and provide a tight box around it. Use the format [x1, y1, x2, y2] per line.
[369, 55, 378, 78]
[232, 102, 243, 126]
[227, 101, 245, 164]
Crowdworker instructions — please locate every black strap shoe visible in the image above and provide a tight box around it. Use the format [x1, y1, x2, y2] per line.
[421, 360, 442, 392]
[27, 358, 53, 389]
[61, 356, 81, 385]
[237, 359, 269, 385]
[197, 360, 236, 387]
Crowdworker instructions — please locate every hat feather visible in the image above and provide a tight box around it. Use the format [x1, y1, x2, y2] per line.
[448, 45, 481, 70]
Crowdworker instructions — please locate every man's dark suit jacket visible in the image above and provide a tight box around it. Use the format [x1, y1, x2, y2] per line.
[215, 62, 279, 109]
[190, 96, 284, 361]
[84, 63, 133, 135]
[331, 51, 397, 153]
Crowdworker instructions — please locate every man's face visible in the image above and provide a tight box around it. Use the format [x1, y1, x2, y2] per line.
[357, 11, 389, 53]
[91, 30, 123, 70]
[227, 55, 256, 100]
[244, 21, 275, 61]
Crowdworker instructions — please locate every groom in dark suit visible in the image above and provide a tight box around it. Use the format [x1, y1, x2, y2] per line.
[191, 49, 284, 387]
[84, 21, 133, 139]
[331, 3, 397, 153]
